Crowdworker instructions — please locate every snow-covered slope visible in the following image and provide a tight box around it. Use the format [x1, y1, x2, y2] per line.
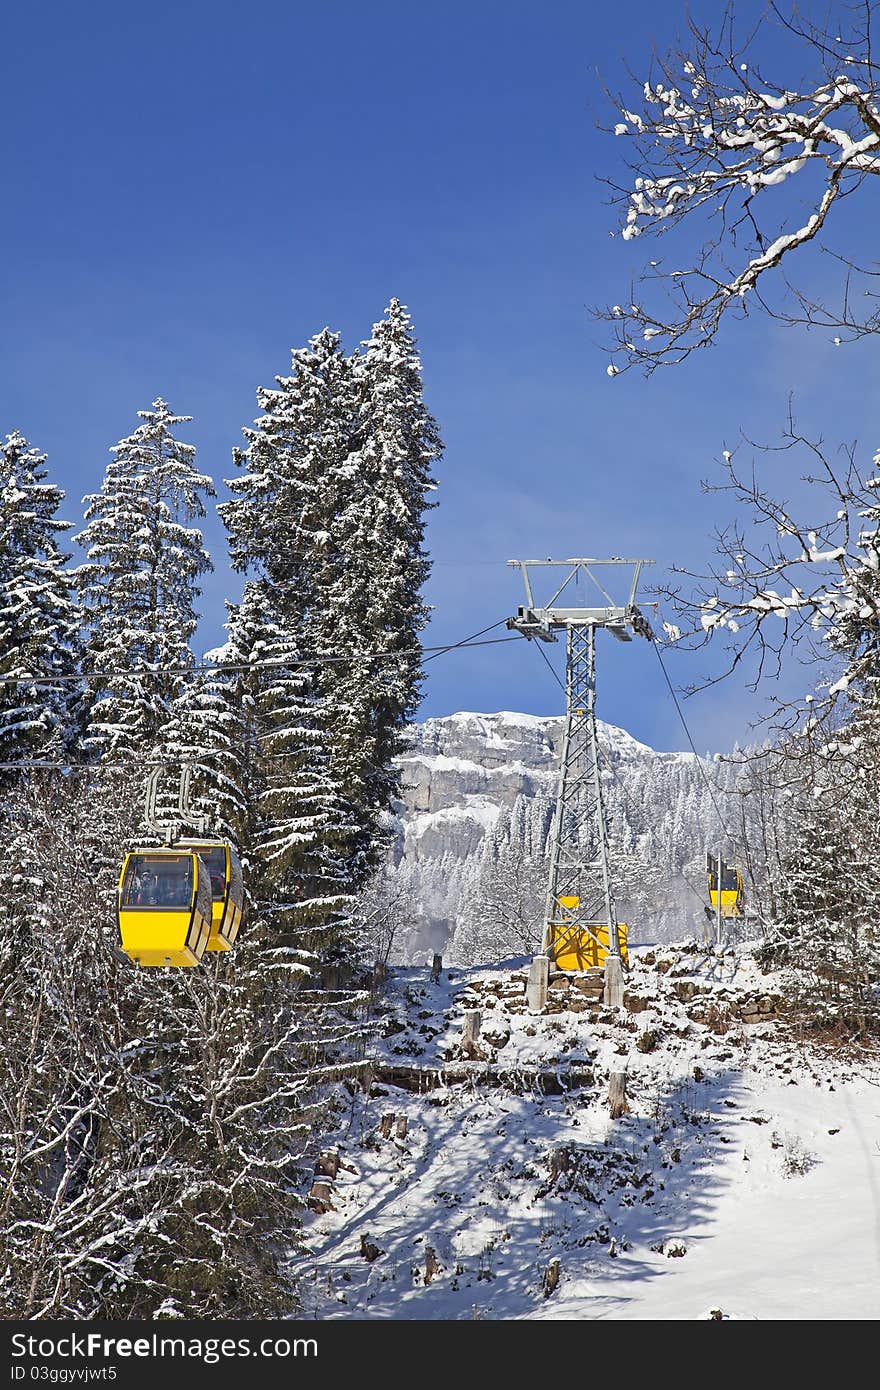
[297, 946, 880, 1320]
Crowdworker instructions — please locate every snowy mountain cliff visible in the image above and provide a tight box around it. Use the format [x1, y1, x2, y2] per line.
[384, 712, 734, 962]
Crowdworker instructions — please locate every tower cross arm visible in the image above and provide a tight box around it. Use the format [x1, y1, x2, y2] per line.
[505, 557, 655, 641]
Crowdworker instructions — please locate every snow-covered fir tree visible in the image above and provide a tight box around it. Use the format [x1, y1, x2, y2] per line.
[221, 578, 353, 949]
[335, 299, 442, 873]
[223, 311, 441, 892]
[0, 432, 82, 777]
[221, 329, 361, 870]
[222, 328, 354, 595]
[156, 666, 249, 851]
[75, 400, 214, 757]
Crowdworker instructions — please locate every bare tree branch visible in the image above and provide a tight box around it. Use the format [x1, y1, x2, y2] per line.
[600, 2, 880, 373]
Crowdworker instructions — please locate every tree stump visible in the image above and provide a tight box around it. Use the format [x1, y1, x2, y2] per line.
[608, 1071, 629, 1119]
[314, 1150, 340, 1179]
[308, 1180, 333, 1213]
[395, 1115, 408, 1141]
[542, 1258, 561, 1298]
[549, 1146, 571, 1185]
[379, 1113, 394, 1138]
[425, 1246, 441, 1284]
[462, 1009, 482, 1057]
[430, 953, 443, 983]
[360, 1234, 383, 1263]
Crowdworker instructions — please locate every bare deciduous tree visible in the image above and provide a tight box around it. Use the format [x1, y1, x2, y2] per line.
[601, 2, 880, 374]
[654, 416, 880, 733]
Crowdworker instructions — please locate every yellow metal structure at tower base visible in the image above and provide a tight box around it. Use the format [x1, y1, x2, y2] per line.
[550, 895, 629, 972]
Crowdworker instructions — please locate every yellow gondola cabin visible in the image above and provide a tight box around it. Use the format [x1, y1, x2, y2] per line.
[550, 895, 629, 970]
[117, 849, 212, 967]
[706, 853, 745, 919]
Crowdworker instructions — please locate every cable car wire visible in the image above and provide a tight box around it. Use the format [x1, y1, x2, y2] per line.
[651, 638, 735, 841]
[0, 619, 522, 772]
[0, 622, 518, 689]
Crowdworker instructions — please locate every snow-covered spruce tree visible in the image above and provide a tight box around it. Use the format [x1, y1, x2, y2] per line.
[223, 312, 442, 892]
[220, 579, 353, 950]
[158, 572, 366, 1027]
[221, 330, 362, 881]
[156, 666, 250, 851]
[333, 299, 442, 876]
[75, 400, 214, 758]
[183, 580, 368, 1124]
[0, 432, 82, 779]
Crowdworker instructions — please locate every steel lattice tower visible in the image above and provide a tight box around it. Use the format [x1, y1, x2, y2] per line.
[507, 558, 654, 972]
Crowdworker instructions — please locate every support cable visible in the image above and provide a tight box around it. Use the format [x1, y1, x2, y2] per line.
[0, 622, 517, 771]
[651, 638, 735, 841]
[0, 624, 517, 689]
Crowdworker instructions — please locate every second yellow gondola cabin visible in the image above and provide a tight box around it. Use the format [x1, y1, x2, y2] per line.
[177, 839, 245, 951]
[117, 849, 213, 967]
[706, 853, 745, 919]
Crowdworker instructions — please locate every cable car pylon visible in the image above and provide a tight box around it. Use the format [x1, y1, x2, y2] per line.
[506, 557, 654, 1007]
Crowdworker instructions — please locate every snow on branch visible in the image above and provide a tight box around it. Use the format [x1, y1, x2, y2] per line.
[660, 421, 880, 724]
[600, 4, 880, 372]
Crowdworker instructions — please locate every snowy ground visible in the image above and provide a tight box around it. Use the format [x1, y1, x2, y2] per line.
[295, 944, 880, 1320]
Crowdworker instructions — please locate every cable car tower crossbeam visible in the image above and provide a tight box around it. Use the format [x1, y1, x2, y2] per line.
[506, 557, 654, 977]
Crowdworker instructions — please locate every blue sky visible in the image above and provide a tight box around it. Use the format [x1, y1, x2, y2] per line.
[3, 0, 877, 753]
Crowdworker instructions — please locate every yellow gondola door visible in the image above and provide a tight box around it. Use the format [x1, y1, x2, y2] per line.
[178, 840, 245, 951]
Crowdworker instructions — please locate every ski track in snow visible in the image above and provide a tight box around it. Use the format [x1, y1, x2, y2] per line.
[295, 944, 880, 1321]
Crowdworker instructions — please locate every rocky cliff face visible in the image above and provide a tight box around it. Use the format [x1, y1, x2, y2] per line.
[395, 712, 560, 862]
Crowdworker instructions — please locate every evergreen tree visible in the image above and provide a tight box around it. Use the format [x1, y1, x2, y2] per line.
[0, 432, 81, 776]
[159, 665, 250, 851]
[761, 739, 880, 1037]
[75, 400, 214, 757]
[223, 310, 442, 891]
[221, 331, 361, 885]
[222, 329, 354, 596]
[331, 300, 442, 875]
[224, 579, 352, 950]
